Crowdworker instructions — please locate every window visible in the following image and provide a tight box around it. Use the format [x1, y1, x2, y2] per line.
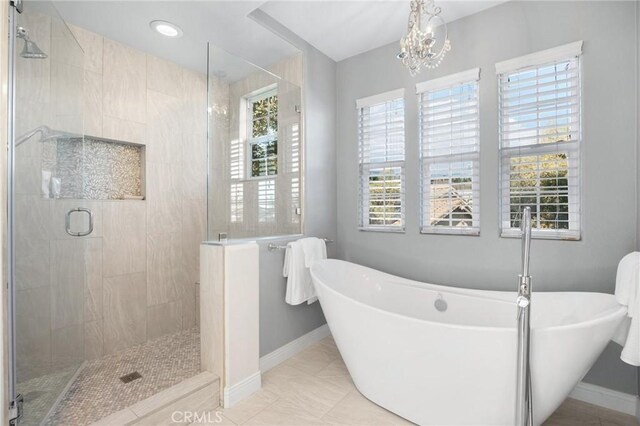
[357, 89, 405, 232]
[417, 68, 480, 235]
[258, 179, 276, 222]
[497, 41, 582, 240]
[248, 88, 278, 178]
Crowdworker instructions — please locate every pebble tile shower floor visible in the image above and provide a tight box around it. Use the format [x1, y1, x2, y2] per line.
[42, 327, 200, 426]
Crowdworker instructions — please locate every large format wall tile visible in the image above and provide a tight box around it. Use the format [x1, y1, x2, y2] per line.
[16, 191, 49, 236]
[102, 115, 146, 145]
[84, 238, 103, 323]
[146, 90, 183, 164]
[50, 18, 84, 69]
[181, 281, 198, 330]
[182, 132, 207, 199]
[103, 272, 147, 354]
[16, 286, 51, 382]
[84, 69, 103, 137]
[50, 239, 85, 330]
[147, 55, 183, 98]
[15, 197, 50, 290]
[146, 301, 182, 340]
[68, 24, 103, 74]
[181, 69, 207, 136]
[102, 201, 146, 277]
[146, 232, 182, 306]
[52, 323, 84, 369]
[15, 155, 43, 196]
[16, 235, 49, 291]
[103, 39, 146, 123]
[182, 197, 206, 285]
[84, 320, 104, 360]
[146, 162, 181, 234]
[50, 61, 84, 133]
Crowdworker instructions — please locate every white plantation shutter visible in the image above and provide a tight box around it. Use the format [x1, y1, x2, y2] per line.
[357, 89, 405, 231]
[417, 69, 480, 235]
[497, 42, 582, 240]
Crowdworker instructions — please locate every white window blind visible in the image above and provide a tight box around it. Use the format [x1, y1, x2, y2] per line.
[497, 42, 582, 240]
[418, 68, 481, 235]
[357, 89, 405, 232]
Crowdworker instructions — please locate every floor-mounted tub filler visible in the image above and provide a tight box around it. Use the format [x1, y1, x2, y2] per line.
[310, 259, 626, 425]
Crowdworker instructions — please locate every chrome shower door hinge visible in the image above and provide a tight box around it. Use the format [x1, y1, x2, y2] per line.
[9, 394, 24, 425]
[10, 0, 24, 13]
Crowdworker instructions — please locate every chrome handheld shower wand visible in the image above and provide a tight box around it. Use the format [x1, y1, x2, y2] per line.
[516, 206, 533, 426]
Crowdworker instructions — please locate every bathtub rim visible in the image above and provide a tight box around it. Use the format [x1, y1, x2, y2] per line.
[310, 259, 627, 333]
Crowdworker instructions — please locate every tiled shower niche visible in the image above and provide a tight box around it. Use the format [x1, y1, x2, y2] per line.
[42, 136, 145, 200]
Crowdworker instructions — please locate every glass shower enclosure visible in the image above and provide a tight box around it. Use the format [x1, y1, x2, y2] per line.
[207, 43, 303, 240]
[8, 1, 90, 424]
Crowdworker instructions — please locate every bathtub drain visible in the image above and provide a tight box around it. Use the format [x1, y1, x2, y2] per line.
[434, 295, 448, 312]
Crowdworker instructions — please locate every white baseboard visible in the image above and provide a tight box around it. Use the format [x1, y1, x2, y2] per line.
[570, 381, 640, 418]
[260, 324, 331, 373]
[223, 371, 261, 408]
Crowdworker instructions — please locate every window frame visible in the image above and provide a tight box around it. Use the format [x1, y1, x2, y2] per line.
[356, 88, 406, 233]
[246, 85, 278, 180]
[417, 68, 481, 236]
[496, 41, 583, 240]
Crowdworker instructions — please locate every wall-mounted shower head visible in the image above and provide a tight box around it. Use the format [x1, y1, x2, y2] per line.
[16, 27, 47, 59]
[15, 125, 72, 147]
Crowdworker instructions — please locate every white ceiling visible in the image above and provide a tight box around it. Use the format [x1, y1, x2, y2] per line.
[259, 0, 508, 62]
[29, 0, 299, 77]
[26, 0, 508, 78]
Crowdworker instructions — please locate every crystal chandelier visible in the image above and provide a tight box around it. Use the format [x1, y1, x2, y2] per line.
[397, 0, 451, 75]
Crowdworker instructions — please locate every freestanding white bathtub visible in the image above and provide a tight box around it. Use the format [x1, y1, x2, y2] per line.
[310, 259, 627, 426]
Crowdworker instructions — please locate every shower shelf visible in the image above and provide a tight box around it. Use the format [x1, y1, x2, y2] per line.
[42, 135, 146, 200]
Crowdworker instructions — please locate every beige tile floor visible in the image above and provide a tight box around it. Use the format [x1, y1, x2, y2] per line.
[153, 336, 639, 426]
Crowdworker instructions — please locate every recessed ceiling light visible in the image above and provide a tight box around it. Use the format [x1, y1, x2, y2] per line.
[150, 20, 183, 38]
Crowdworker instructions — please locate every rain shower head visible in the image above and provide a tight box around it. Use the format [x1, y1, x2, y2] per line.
[15, 125, 72, 147]
[17, 27, 47, 59]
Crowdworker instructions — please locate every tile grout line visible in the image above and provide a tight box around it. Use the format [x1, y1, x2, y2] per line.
[233, 394, 282, 426]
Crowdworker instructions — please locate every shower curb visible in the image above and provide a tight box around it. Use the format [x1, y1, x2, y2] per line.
[90, 372, 219, 426]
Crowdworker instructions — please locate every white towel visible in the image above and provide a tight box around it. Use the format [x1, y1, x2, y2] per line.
[300, 237, 327, 268]
[283, 241, 316, 305]
[300, 238, 327, 304]
[283, 238, 327, 306]
[612, 252, 640, 366]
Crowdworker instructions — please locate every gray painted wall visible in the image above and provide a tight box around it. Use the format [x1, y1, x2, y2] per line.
[335, 1, 638, 394]
[250, 10, 337, 356]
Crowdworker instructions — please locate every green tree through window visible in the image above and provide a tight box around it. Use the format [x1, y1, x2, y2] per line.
[249, 91, 278, 177]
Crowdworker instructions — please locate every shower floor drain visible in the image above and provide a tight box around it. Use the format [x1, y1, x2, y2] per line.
[119, 372, 142, 384]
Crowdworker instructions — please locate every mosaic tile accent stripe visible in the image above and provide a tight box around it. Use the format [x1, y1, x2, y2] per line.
[42, 136, 143, 200]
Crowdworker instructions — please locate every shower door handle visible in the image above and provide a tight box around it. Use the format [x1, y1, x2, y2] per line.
[65, 207, 93, 237]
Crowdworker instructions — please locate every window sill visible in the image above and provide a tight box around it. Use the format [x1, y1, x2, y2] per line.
[501, 229, 581, 241]
[421, 227, 480, 236]
[232, 175, 278, 183]
[358, 227, 405, 234]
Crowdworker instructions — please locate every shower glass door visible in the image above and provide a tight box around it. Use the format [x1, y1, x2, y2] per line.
[11, 2, 88, 424]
